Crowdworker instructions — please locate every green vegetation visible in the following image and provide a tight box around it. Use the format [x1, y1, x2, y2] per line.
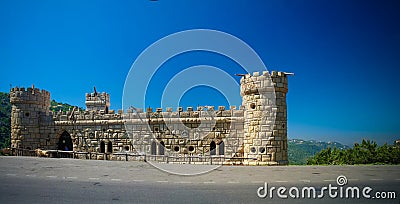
[288, 139, 348, 165]
[307, 139, 400, 165]
[50, 100, 83, 113]
[0, 92, 11, 149]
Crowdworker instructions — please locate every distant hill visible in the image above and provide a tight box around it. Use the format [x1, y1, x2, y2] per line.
[0, 92, 82, 149]
[288, 139, 349, 165]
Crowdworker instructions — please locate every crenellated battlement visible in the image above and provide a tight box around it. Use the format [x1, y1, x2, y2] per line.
[52, 105, 244, 123]
[239, 71, 291, 96]
[9, 86, 51, 107]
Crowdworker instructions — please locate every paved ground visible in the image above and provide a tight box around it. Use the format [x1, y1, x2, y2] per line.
[0, 156, 399, 203]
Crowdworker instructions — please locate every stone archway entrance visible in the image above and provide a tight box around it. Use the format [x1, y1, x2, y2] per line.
[58, 131, 73, 151]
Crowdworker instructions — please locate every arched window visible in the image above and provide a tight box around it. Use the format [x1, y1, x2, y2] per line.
[107, 141, 112, 153]
[159, 141, 165, 155]
[151, 141, 157, 155]
[58, 131, 73, 151]
[99, 141, 105, 153]
[210, 141, 216, 155]
[219, 141, 224, 155]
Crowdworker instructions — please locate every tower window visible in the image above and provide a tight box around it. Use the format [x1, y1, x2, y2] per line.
[250, 103, 256, 109]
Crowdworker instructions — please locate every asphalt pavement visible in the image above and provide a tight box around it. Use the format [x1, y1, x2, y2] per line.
[0, 156, 399, 203]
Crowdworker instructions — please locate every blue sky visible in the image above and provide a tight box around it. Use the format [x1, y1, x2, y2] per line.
[1, 0, 399, 145]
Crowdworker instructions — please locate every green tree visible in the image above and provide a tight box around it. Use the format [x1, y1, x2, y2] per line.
[308, 139, 400, 165]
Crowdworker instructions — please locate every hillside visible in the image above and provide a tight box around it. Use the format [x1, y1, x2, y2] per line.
[50, 100, 84, 113]
[288, 139, 349, 165]
[0, 92, 11, 148]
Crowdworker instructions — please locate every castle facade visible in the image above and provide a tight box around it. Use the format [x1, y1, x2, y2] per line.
[10, 71, 291, 165]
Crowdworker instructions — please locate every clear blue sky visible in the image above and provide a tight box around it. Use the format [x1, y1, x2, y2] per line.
[1, 0, 399, 145]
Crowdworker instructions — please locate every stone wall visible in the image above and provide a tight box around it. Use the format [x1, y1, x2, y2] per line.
[10, 71, 291, 165]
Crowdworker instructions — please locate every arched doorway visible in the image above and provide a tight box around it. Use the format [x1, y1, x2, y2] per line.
[159, 141, 165, 155]
[210, 141, 216, 155]
[151, 141, 157, 155]
[219, 141, 225, 155]
[99, 141, 105, 153]
[58, 131, 73, 151]
[107, 141, 112, 153]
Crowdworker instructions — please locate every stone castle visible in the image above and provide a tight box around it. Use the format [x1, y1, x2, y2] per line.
[10, 71, 292, 165]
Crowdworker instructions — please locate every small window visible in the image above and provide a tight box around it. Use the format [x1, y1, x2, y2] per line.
[250, 147, 257, 154]
[250, 103, 256, 109]
[188, 146, 194, 152]
[219, 141, 225, 155]
[259, 147, 266, 154]
[151, 141, 157, 155]
[159, 141, 165, 155]
[99, 141, 105, 153]
[174, 146, 180, 152]
[181, 130, 188, 137]
[25, 112, 30, 117]
[107, 141, 112, 153]
[210, 141, 216, 155]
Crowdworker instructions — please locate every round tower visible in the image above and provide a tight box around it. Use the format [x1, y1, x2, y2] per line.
[240, 71, 290, 165]
[10, 85, 52, 150]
